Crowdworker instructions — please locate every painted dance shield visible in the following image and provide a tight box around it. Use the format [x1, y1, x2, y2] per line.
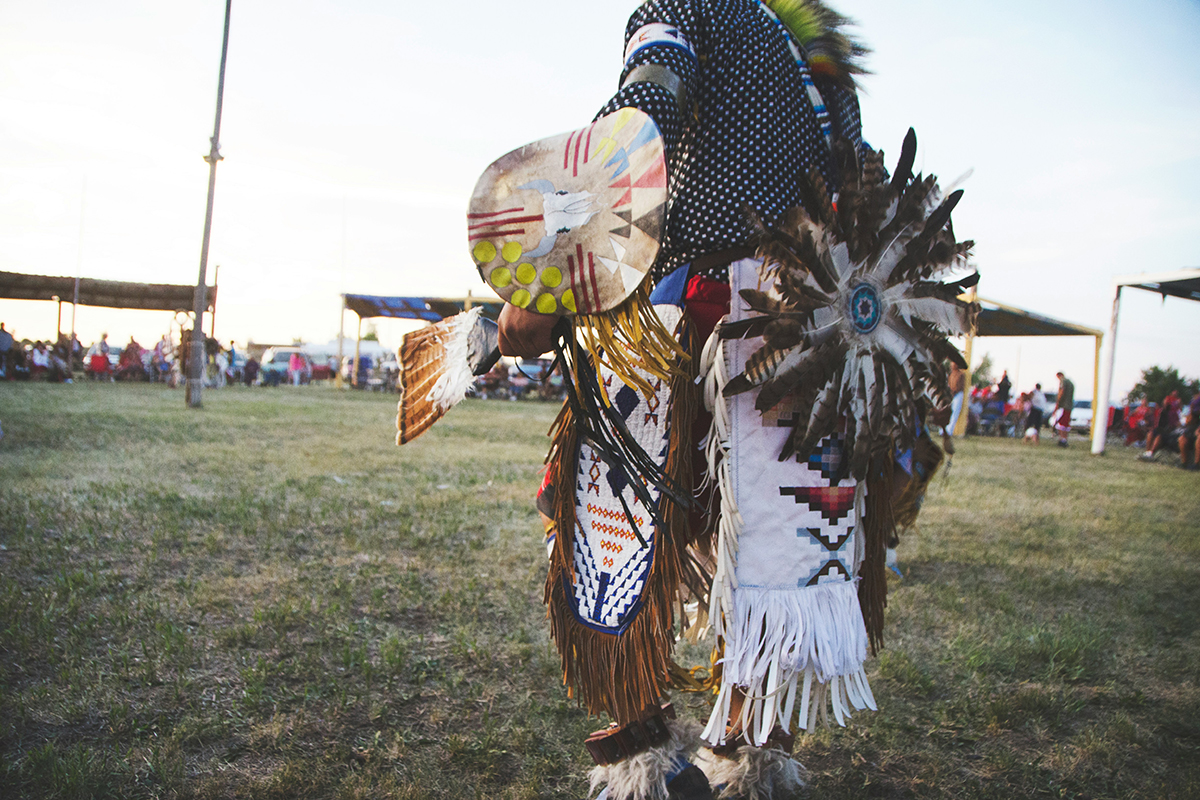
[468, 108, 667, 316]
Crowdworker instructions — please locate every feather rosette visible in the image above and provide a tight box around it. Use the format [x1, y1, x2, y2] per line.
[721, 128, 979, 480]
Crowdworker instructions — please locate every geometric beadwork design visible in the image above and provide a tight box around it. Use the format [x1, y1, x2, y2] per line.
[779, 484, 857, 524]
[727, 259, 861, 595]
[568, 306, 680, 633]
[784, 424, 857, 586]
[802, 524, 852, 552]
[806, 432, 844, 478]
[848, 283, 883, 334]
[801, 556, 853, 587]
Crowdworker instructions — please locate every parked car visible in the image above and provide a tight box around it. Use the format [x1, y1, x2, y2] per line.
[1070, 399, 1092, 432]
[310, 355, 337, 382]
[1067, 400, 1118, 433]
[1038, 392, 1099, 432]
[259, 347, 313, 386]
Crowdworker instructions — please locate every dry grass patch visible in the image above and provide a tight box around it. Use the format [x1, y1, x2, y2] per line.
[2, 384, 1199, 798]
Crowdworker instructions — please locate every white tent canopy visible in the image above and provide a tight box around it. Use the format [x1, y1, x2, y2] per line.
[1092, 268, 1200, 455]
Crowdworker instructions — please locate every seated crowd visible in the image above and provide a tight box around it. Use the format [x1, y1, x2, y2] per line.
[0, 324, 79, 383]
[1134, 390, 1200, 471]
[0, 323, 202, 386]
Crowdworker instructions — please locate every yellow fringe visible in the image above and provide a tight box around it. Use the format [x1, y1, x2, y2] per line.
[669, 646, 722, 694]
[575, 282, 689, 399]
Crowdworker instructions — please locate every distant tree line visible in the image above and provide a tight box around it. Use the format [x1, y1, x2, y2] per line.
[1127, 366, 1198, 405]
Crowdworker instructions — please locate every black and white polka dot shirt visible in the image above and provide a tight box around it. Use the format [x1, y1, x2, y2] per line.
[595, 0, 864, 280]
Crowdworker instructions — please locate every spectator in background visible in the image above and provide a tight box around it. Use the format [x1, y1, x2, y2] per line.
[967, 386, 985, 435]
[151, 335, 172, 382]
[1141, 390, 1181, 461]
[356, 354, 372, 388]
[1178, 393, 1200, 471]
[288, 350, 305, 387]
[1021, 391, 1043, 444]
[0, 322, 13, 378]
[944, 361, 966, 441]
[213, 348, 228, 388]
[86, 337, 111, 380]
[1053, 371, 1074, 447]
[225, 341, 241, 384]
[49, 339, 72, 382]
[1124, 397, 1155, 447]
[995, 370, 1011, 406]
[9, 337, 29, 379]
[116, 337, 147, 381]
[1031, 383, 1049, 424]
[243, 355, 259, 386]
[30, 341, 50, 379]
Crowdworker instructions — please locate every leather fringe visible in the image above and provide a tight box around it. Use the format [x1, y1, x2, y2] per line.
[859, 451, 893, 654]
[543, 312, 703, 726]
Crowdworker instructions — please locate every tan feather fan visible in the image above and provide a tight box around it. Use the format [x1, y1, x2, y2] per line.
[396, 308, 497, 445]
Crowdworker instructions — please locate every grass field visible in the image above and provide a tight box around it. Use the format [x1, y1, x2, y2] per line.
[1, 382, 1198, 800]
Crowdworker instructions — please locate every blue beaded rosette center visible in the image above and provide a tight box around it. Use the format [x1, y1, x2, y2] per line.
[848, 283, 882, 334]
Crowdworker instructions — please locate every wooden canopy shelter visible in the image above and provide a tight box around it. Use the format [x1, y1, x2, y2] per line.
[0, 270, 217, 346]
[0, 271, 216, 312]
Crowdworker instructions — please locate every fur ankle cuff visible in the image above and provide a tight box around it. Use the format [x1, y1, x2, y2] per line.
[695, 746, 807, 800]
[589, 717, 705, 800]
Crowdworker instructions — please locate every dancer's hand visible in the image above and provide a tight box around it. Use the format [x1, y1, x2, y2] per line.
[497, 303, 560, 359]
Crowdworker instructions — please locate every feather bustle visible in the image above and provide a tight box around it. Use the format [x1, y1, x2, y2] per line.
[888, 128, 917, 194]
[755, 339, 847, 413]
[791, 369, 842, 464]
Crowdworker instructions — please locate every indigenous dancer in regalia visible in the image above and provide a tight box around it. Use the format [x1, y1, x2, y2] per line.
[399, 2, 978, 798]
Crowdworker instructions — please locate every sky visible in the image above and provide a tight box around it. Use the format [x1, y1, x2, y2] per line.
[1, 0, 1198, 401]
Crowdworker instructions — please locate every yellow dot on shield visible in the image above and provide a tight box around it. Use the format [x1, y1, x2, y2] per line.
[501, 242, 523, 263]
[490, 267, 512, 288]
[542, 266, 563, 288]
[473, 241, 497, 264]
[536, 293, 558, 314]
[562, 289, 577, 313]
[515, 262, 537, 285]
[511, 289, 531, 308]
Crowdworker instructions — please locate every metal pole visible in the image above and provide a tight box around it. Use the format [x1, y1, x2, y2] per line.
[353, 316, 362, 388]
[1092, 284, 1122, 455]
[1090, 334, 1102, 445]
[71, 277, 79, 370]
[73, 178, 84, 368]
[188, 0, 232, 408]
